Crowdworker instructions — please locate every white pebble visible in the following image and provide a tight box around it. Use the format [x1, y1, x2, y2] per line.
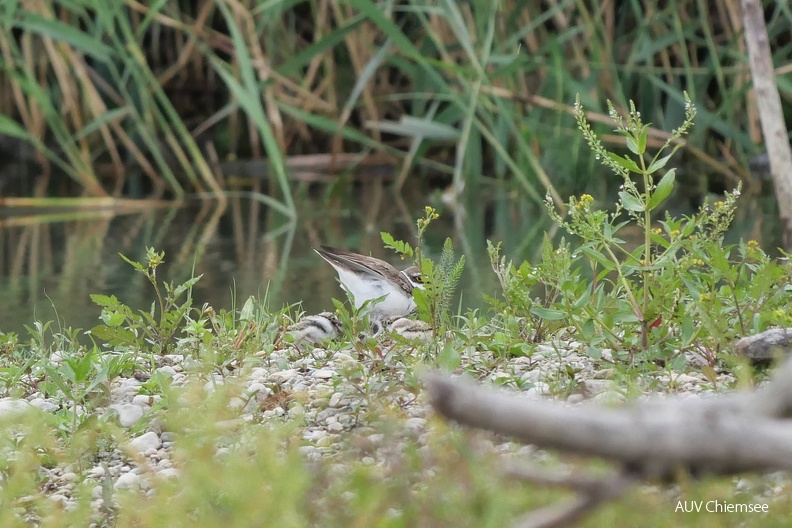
[128, 432, 161, 453]
[158, 468, 180, 479]
[328, 393, 343, 408]
[405, 417, 426, 430]
[0, 398, 33, 418]
[327, 422, 344, 433]
[270, 369, 299, 382]
[29, 398, 59, 412]
[157, 366, 177, 376]
[131, 394, 155, 407]
[88, 466, 105, 479]
[311, 369, 335, 379]
[109, 404, 144, 427]
[113, 472, 141, 490]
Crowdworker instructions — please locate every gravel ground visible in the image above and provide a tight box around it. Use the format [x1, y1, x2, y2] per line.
[0, 333, 748, 521]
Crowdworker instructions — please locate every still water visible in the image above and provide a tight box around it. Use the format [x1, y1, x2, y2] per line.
[0, 181, 781, 337]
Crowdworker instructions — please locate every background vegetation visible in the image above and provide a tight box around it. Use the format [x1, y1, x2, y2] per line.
[1, 0, 790, 216]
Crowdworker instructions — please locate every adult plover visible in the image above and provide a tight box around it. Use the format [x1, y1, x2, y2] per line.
[314, 245, 422, 332]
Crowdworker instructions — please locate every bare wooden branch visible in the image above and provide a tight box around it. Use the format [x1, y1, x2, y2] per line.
[426, 357, 792, 480]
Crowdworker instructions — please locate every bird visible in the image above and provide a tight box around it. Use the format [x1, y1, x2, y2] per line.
[285, 312, 343, 347]
[314, 245, 423, 333]
[383, 315, 434, 342]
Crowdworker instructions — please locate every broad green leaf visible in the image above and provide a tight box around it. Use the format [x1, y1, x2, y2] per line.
[608, 152, 640, 172]
[637, 125, 649, 154]
[530, 306, 568, 321]
[648, 169, 676, 209]
[90, 294, 118, 308]
[240, 297, 256, 322]
[626, 136, 639, 155]
[619, 191, 644, 212]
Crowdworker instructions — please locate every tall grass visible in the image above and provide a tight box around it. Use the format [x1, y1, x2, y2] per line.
[0, 1, 788, 208]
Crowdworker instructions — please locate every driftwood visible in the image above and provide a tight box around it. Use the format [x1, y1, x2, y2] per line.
[426, 357, 792, 527]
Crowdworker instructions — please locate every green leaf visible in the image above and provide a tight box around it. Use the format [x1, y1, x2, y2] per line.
[89, 325, 137, 346]
[239, 297, 256, 322]
[100, 311, 126, 328]
[172, 275, 202, 299]
[626, 136, 639, 155]
[579, 246, 616, 270]
[637, 125, 649, 154]
[530, 306, 568, 321]
[118, 253, 145, 272]
[647, 153, 673, 174]
[0, 115, 31, 139]
[648, 169, 676, 209]
[15, 13, 113, 61]
[608, 152, 640, 172]
[437, 341, 462, 371]
[619, 191, 645, 212]
[366, 116, 460, 140]
[90, 294, 120, 309]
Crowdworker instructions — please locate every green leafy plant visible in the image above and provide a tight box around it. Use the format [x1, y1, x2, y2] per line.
[89, 248, 201, 355]
[490, 94, 792, 366]
[382, 206, 466, 336]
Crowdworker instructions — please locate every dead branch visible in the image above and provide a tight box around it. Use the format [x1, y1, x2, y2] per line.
[425, 357, 792, 525]
[427, 358, 792, 479]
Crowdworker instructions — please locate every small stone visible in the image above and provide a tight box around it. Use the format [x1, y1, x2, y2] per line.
[582, 379, 613, 396]
[61, 472, 78, 482]
[49, 494, 69, 506]
[131, 394, 155, 407]
[29, 398, 59, 412]
[128, 432, 161, 453]
[228, 397, 245, 411]
[157, 365, 177, 376]
[113, 472, 141, 490]
[311, 369, 335, 379]
[316, 436, 334, 447]
[157, 468, 180, 480]
[109, 404, 144, 427]
[328, 393, 343, 408]
[0, 398, 33, 418]
[88, 466, 106, 479]
[672, 374, 702, 386]
[405, 417, 426, 430]
[327, 422, 344, 433]
[163, 354, 184, 365]
[270, 369, 299, 382]
[307, 429, 328, 443]
[247, 382, 272, 399]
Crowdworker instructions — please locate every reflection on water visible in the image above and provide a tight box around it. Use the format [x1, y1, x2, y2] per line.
[0, 180, 781, 337]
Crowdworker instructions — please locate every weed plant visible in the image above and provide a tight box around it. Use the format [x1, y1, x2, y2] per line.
[488, 95, 792, 370]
